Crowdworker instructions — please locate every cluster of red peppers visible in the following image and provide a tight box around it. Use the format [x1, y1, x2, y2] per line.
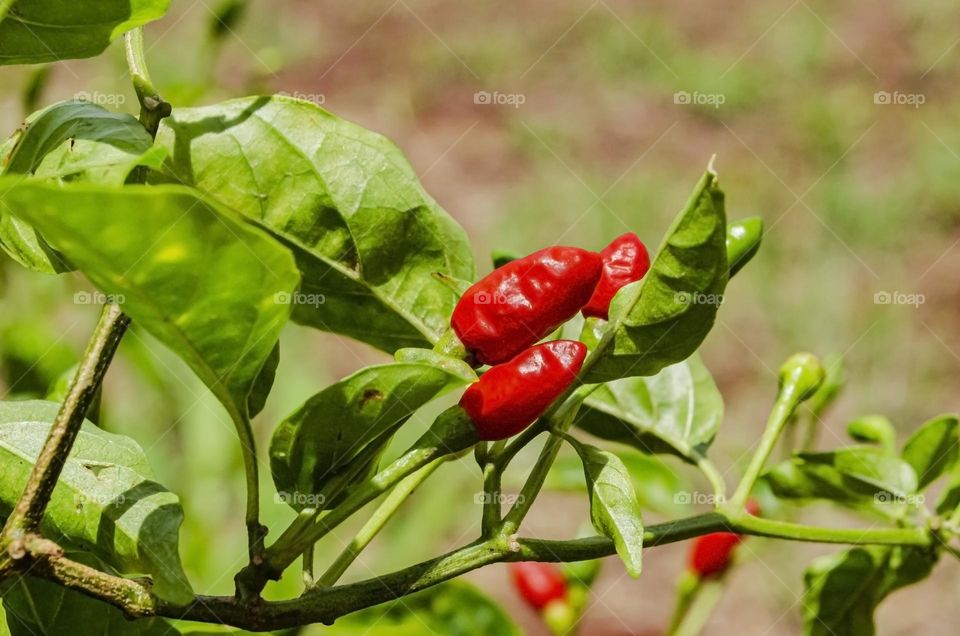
[451, 233, 651, 441]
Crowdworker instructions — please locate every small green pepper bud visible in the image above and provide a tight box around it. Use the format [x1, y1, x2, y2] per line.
[847, 415, 896, 451]
[726, 217, 763, 277]
[778, 352, 826, 404]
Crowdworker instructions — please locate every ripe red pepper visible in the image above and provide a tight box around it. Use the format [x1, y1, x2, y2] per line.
[459, 340, 587, 440]
[688, 500, 760, 578]
[510, 562, 568, 610]
[451, 247, 602, 365]
[582, 232, 650, 320]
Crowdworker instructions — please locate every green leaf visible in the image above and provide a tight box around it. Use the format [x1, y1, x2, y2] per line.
[802, 545, 937, 636]
[545, 450, 688, 514]
[270, 362, 472, 509]
[568, 439, 644, 577]
[247, 342, 279, 419]
[320, 580, 521, 636]
[0, 1, 171, 65]
[901, 414, 959, 490]
[765, 447, 918, 504]
[153, 96, 474, 352]
[0, 180, 300, 432]
[2, 552, 179, 635]
[576, 354, 723, 462]
[0, 100, 164, 273]
[583, 169, 727, 382]
[0, 400, 192, 604]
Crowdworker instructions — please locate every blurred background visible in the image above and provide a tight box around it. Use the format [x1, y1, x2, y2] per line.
[1, 0, 959, 633]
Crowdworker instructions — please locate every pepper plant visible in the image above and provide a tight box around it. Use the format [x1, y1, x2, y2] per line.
[0, 4, 958, 635]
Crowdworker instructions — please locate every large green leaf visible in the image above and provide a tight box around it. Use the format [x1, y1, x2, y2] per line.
[318, 580, 521, 636]
[152, 95, 474, 353]
[765, 447, 918, 504]
[802, 545, 937, 636]
[0, 400, 191, 604]
[583, 169, 727, 382]
[2, 552, 179, 635]
[568, 439, 644, 577]
[901, 414, 959, 490]
[0, 100, 164, 273]
[0, 179, 299, 431]
[0, 1, 171, 65]
[271, 359, 474, 509]
[545, 450, 688, 515]
[576, 353, 723, 462]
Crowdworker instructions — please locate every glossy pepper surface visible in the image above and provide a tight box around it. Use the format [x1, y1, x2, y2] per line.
[509, 562, 568, 610]
[459, 340, 587, 440]
[689, 500, 760, 578]
[451, 246, 602, 365]
[581, 232, 650, 320]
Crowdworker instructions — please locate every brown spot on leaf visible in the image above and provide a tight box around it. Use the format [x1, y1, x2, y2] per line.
[360, 389, 384, 407]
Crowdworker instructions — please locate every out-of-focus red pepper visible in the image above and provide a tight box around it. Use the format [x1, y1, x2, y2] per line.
[510, 562, 568, 610]
[459, 340, 587, 440]
[688, 500, 760, 578]
[582, 232, 650, 320]
[451, 247, 602, 365]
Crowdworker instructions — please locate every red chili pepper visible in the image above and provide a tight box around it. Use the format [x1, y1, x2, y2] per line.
[459, 340, 587, 440]
[688, 500, 760, 578]
[582, 232, 650, 320]
[452, 247, 602, 365]
[510, 562, 568, 610]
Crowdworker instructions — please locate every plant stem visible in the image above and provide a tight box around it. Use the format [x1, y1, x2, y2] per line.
[729, 395, 796, 511]
[301, 545, 314, 588]
[670, 578, 724, 636]
[317, 457, 445, 587]
[1, 304, 128, 541]
[237, 409, 477, 596]
[501, 388, 589, 534]
[501, 434, 563, 534]
[124, 28, 171, 139]
[695, 455, 727, 505]
[730, 514, 929, 545]
[4, 509, 934, 631]
[481, 440, 506, 537]
[495, 422, 545, 469]
[667, 571, 702, 636]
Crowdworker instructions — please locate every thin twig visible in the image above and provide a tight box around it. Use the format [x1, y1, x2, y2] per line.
[1, 304, 129, 541]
